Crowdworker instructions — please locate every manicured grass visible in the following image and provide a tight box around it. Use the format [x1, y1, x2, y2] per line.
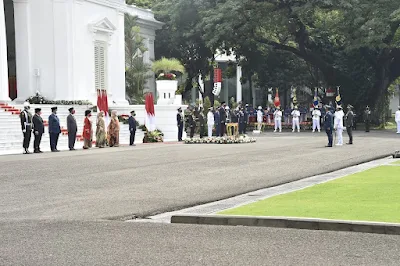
[220, 166, 400, 223]
[392, 160, 400, 165]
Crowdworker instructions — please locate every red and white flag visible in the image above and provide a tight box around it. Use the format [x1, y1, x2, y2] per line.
[274, 89, 281, 107]
[145, 93, 156, 131]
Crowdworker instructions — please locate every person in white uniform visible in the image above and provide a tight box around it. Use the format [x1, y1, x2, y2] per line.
[274, 106, 282, 132]
[207, 107, 215, 137]
[291, 106, 301, 132]
[334, 105, 345, 146]
[312, 106, 321, 132]
[395, 106, 400, 134]
[256, 106, 263, 131]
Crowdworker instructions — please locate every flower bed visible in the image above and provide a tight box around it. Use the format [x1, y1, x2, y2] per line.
[185, 135, 256, 144]
[143, 129, 164, 143]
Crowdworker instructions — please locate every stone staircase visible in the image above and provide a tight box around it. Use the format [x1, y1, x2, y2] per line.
[0, 103, 144, 155]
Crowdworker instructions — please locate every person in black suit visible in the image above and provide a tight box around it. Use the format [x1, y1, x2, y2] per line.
[48, 107, 61, 152]
[324, 105, 334, 147]
[67, 107, 77, 150]
[177, 107, 184, 141]
[128, 110, 137, 146]
[32, 108, 44, 153]
[346, 105, 354, 145]
[188, 110, 196, 138]
[19, 102, 33, 154]
[198, 107, 206, 138]
[219, 102, 227, 137]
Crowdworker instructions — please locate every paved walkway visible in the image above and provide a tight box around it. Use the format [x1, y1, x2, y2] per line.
[1, 131, 400, 265]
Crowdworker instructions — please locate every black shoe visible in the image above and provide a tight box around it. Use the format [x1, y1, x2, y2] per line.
[346, 142, 353, 145]
[325, 145, 333, 147]
[24, 149, 31, 154]
[69, 148, 76, 151]
[34, 150, 40, 153]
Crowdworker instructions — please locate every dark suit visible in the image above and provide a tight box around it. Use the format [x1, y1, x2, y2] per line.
[244, 109, 249, 134]
[128, 116, 137, 145]
[214, 111, 220, 136]
[238, 111, 245, 134]
[324, 111, 334, 147]
[346, 110, 354, 144]
[219, 107, 227, 136]
[177, 112, 183, 141]
[188, 114, 196, 138]
[67, 114, 77, 150]
[20, 110, 33, 150]
[32, 114, 44, 152]
[48, 113, 61, 151]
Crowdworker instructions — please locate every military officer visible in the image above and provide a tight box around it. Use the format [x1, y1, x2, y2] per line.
[324, 105, 334, 147]
[188, 109, 197, 138]
[345, 105, 355, 144]
[19, 102, 33, 154]
[67, 107, 77, 150]
[364, 106, 371, 132]
[334, 105, 344, 146]
[238, 107, 245, 135]
[219, 102, 227, 136]
[48, 107, 61, 152]
[274, 106, 282, 132]
[177, 107, 184, 141]
[32, 108, 44, 153]
[198, 107, 206, 138]
[312, 106, 321, 132]
[291, 106, 301, 132]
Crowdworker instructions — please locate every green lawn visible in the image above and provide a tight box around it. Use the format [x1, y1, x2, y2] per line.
[220, 166, 400, 223]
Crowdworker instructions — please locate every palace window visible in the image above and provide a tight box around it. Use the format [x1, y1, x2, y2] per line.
[94, 41, 107, 91]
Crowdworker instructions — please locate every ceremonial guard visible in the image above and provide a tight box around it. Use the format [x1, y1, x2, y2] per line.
[214, 107, 220, 137]
[396, 106, 400, 134]
[198, 107, 206, 138]
[312, 106, 321, 132]
[83, 110, 93, 149]
[32, 108, 44, 153]
[207, 107, 214, 138]
[324, 105, 334, 147]
[273, 106, 282, 132]
[67, 107, 77, 150]
[177, 107, 184, 141]
[48, 107, 61, 152]
[345, 105, 354, 144]
[19, 102, 33, 154]
[219, 102, 227, 136]
[291, 106, 301, 132]
[364, 106, 371, 132]
[334, 105, 344, 146]
[128, 110, 137, 146]
[188, 109, 197, 138]
[256, 106, 263, 131]
[244, 104, 249, 134]
[238, 107, 245, 135]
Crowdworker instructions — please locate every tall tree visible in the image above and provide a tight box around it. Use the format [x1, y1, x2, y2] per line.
[198, 0, 400, 118]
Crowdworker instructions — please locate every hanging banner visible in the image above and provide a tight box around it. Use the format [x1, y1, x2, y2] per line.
[212, 68, 222, 96]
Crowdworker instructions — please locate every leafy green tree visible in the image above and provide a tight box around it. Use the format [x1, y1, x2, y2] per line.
[198, 0, 400, 122]
[126, 0, 155, 9]
[125, 14, 152, 104]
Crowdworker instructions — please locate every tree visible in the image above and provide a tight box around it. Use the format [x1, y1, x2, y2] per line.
[125, 14, 152, 104]
[126, 0, 155, 9]
[152, 0, 215, 102]
[198, 0, 400, 121]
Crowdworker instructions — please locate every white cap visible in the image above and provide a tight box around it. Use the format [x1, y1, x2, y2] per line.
[258, 106, 262, 110]
[225, 106, 230, 110]
[23, 102, 30, 108]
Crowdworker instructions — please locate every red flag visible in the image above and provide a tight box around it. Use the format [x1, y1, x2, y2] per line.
[97, 90, 103, 112]
[103, 90, 109, 116]
[145, 93, 155, 116]
[274, 89, 281, 107]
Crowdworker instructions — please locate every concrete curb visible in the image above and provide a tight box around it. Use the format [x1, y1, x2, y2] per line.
[170, 214, 400, 235]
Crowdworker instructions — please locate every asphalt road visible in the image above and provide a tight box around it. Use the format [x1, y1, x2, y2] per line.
[1, 131, 399, 265]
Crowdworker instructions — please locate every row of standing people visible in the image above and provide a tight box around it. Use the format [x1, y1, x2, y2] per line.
[177, 102, 251, 140]
[19, 102, 138, 154]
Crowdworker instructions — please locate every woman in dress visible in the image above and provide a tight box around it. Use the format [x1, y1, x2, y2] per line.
[96, 111, 106, 148]
[83, 110, 93, 149]
[108, 110, 120, 147]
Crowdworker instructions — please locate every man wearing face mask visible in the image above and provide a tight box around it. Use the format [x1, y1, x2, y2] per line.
[20, 102, 33, 154]
[177, 107, 184, 141]
[67, 107, 77, 150]
[128, 110, 137, 146]
[32, 108, 44, 153]
[48, 107, 61, 152]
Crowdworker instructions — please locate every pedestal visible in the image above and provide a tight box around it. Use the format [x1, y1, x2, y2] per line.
[156, 80, 178, 105]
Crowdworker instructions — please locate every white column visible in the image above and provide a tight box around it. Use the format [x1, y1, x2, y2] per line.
[14, 0, 34, 102]
[236, 65, 242, 103]
[0, 0, 10, 102]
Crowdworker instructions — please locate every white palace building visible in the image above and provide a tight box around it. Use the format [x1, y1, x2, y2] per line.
[0, 0, 188, 154]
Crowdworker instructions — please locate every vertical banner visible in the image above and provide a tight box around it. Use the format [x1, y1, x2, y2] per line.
[212, 68, 222, 96]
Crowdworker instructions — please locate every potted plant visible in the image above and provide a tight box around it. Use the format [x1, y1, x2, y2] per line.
[152, 58, 184, 105]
